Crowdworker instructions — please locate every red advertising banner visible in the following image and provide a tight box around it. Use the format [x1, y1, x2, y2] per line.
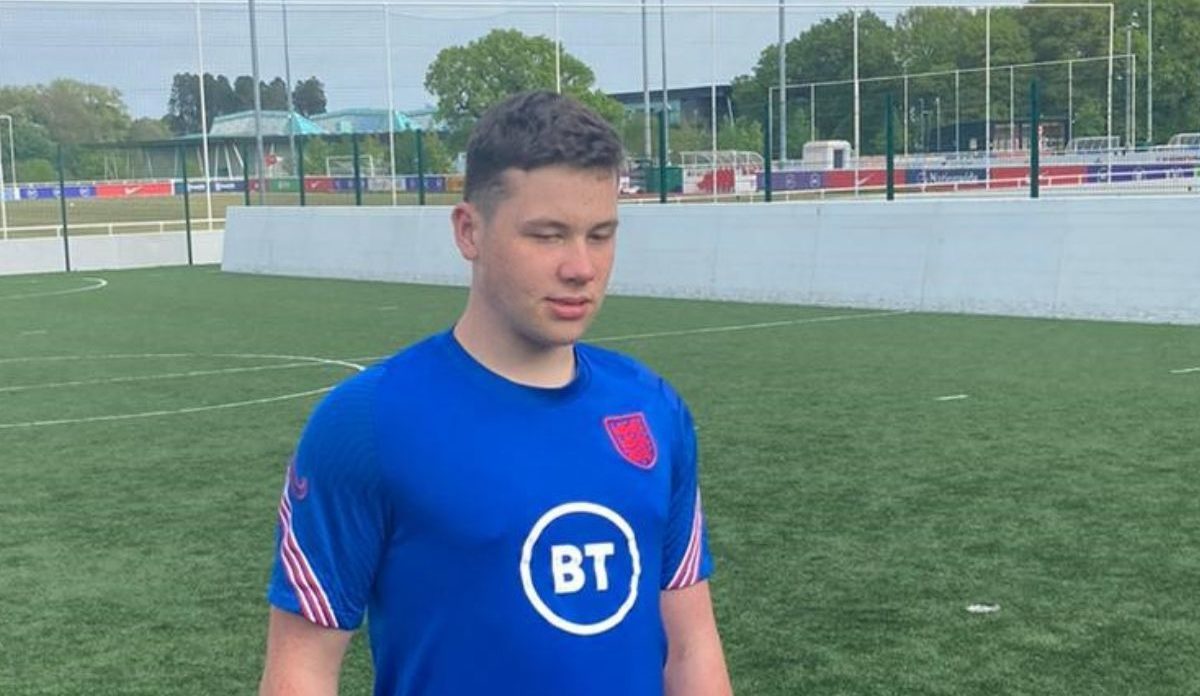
[303, 177, 337, 193]
[95, 181, 174, 198]
[824, 169, 888, 190]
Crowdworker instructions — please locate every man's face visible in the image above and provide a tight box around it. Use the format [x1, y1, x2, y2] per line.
[456, 165, 619, 351]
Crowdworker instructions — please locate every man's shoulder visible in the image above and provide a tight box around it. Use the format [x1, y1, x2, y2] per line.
[313, 332, 449, 419]
[578, 342, 685, 409]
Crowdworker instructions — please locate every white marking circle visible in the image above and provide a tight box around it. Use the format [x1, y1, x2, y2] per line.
[0, 352, 363, 429]
[0, 276, 107, 301]
[519, 501, 641, 637]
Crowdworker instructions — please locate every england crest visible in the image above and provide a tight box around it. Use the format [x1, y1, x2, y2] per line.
[603, 412, 657, 469]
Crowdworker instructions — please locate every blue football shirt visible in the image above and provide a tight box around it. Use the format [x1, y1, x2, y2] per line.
[268, 329, 713, 695]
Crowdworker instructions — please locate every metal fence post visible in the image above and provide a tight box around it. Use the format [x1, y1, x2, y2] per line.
[241, 142, 251, 206]
[657, 110, 667, 204]
[415, 129, 426, 206]
[762, 103, 773, 203]
[352, 133, 363, 206]
[57, 144, 71, 271]
[297, 134, 306, 206]
[179, 144, 194, 265]
[1030, 80, 1040, 199]
[886, 93, 895, 201]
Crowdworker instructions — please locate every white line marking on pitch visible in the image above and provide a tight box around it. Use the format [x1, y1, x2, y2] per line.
[332, 312, 910, 365]
[0, 360, 341, 394]
[0, 353, 364, 429]
[19, 330, 48, 337]
[378, 306, 399, 311]
[343, 355, 389, 364]
[935, 394, 970, 401]
[1170, 367, 1200, 374]
[0, 353, 192, 365]
[593, 310, 908, 343]
[0, 277, 107, 301]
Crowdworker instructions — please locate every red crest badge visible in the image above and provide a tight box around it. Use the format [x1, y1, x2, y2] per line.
[604, 412, 658, 470]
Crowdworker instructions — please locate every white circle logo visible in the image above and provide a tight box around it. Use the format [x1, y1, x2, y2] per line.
[519, 502, 641, 636]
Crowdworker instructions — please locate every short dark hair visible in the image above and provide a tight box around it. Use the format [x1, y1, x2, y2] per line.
[464, 91, 624, 215]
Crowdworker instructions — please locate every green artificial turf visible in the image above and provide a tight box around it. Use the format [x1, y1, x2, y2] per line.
[1, 266, 1197, 694]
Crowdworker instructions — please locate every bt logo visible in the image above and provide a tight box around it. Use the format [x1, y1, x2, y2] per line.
[550, 542, 616, 594]
[520, 502, 640, 636]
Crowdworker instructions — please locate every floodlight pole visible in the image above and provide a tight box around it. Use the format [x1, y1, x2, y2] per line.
[0, 115, 9, 237]
[659, 0, 668, 157]
[248, 0, 267, 205]
[283, 0, 297, 172]
[0, 130, 7, 236]
[985, 6, 991, 190]
[852, 8, 860, 194]
[641, 0, 651, 160]
[1147, 0, 1153, 144]
[1125, 23, 1133, 148]
[0, 114, 16, 191]
[384, 3, 398, 206]
[710, 4, 717, 201]
[554, 3, 562, 93]
[1107, 3, 1114, 178]
[778, 0, 786, 161]
[194, 0, 214, 231]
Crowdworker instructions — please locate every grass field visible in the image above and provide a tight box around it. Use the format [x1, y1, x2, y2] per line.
[1, 266, 1198, 694]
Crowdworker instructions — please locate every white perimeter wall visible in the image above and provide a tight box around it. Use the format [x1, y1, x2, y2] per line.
[1, 231, 223, 276]
[222, 197, 1200, 325]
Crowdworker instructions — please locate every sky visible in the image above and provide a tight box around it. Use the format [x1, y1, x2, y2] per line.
[0, 0, 1012, 119]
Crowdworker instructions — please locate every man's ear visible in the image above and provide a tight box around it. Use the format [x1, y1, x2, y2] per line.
[451, 201, 481, 261]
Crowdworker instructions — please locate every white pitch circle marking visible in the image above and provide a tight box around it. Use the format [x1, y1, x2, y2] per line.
[0, 276, 107, 301]
[935, 394, 970, 402]
[520, 502, 641, 637]
[0, 353, 363, 429]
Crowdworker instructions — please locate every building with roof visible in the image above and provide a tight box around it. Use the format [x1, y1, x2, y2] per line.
[609, 85, 735, 127]
[310, 108, 418, 135]
[208, 110, 325, 138]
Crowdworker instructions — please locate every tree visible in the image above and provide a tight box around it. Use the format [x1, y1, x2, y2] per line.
[292, 77, 327, 116]
[204, 74, 238, 124]
[129, 117, 171, 142]
[234, 75, 257, 112]
[732, 11, 897, 157]
[425, 28, 623, 138]
[262, 77, 289, 111]
[620, 115, 764, 162]
[166, 72, 245, 135]
[166, 72, 312, 134]
[31, 79, 133, 145]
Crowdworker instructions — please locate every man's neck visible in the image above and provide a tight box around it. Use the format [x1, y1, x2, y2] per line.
[453, 312, 576, 389]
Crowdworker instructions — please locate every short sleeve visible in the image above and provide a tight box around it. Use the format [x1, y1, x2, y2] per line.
[660, 401, 715, 590]
[267, 367, 388, 630]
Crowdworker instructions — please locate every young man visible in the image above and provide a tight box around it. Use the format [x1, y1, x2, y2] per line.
[260, 91, 732, 696]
